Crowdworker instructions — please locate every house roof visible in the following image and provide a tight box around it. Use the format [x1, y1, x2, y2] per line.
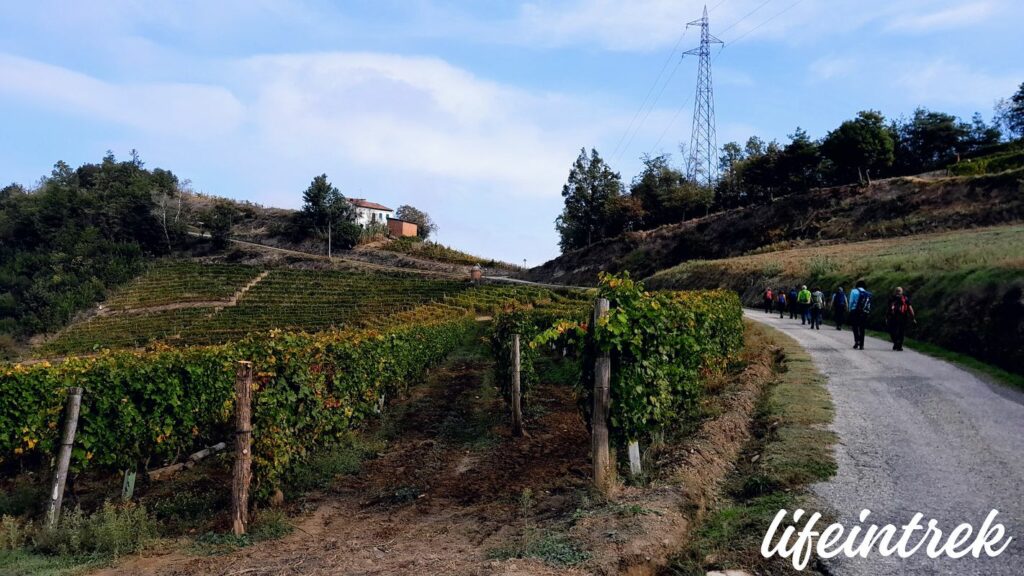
[349, 198, 393, 212]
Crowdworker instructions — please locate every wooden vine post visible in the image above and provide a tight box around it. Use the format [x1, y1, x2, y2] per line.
[511, 334, 523, 437]
[231, 361, 254, 536]
[592, 298, 612, 495]
[46, 387, 83, 528]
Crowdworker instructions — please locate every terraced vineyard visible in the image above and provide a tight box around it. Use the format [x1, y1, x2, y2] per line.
[102, 261, 263, 311]
[41, 262, 579, 355]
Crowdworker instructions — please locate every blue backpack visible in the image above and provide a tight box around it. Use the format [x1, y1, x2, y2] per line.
[853, 288, 873, 314]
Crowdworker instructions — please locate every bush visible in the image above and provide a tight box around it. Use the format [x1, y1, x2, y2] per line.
[532, 273, 744, 444]
[32, 502, 156, 558]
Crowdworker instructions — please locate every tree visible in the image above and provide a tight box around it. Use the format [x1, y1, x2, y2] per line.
[715, 142, 746, 209]
[629, 154, 682, 228]
[995, 82, 1024, 140]
[295, 174, 356, 255]
[893, 108, 970, 173]
[394, 205, 437, 239]
[555, 148, 623, 252]
[820, 110, 895, 184]
[208, 202, 236, 250]
[966, 112, 1002, 153]
[776, 128, 821, 194]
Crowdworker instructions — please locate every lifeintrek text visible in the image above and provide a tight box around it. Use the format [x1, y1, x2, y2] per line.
[761, 508, 1013, 571]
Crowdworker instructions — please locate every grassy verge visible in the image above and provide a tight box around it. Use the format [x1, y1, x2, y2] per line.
[865, 328, 1024, 392]
[669, 322, 836, 575]
[647, 224, 1024, 377]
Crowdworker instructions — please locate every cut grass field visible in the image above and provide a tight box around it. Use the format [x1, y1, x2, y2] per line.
[669, 321, 836, 575]
[647, 224, 1024, 376]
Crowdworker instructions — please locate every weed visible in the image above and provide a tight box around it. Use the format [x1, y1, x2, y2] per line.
[1, 515, 29, 550]
[488, 529, 590, 567]
[283, 434, 383, 494]
[0, 477, 46, 517]
[32, 502, 157, 558]
[191, 509, 293, 555]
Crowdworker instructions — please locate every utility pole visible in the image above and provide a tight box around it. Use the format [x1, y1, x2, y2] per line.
[684, 5, 723, 188]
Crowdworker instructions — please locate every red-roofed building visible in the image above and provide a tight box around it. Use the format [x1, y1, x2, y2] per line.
[348, 198, 392, 227]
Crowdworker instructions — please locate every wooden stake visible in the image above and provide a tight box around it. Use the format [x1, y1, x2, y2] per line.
[46, 387, 83, 528]
[592, 298, 612, 495]
[231, 361, 254, 536]
[511, 334, 523, 437]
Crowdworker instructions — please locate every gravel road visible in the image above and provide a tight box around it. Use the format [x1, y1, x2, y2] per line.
[745, 310, 1024, 575]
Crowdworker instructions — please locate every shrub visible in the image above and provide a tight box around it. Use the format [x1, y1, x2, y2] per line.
[32, 502, 156, 558]
[533, 273, 744, 444]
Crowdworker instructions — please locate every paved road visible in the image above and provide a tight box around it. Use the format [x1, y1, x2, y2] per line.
[745, 310, 1024, 576]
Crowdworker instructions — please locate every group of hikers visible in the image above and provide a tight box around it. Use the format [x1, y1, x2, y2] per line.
[761, 280, 917, 351]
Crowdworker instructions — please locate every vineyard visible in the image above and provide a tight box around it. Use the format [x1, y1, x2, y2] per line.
[41, 263, 571, 355]
[0, 261, 753, 576]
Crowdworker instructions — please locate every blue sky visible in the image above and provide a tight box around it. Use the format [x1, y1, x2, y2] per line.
[1, 1, 1021, 265]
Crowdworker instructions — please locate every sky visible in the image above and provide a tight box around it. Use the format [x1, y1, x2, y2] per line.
[1, 1, 1021, 265]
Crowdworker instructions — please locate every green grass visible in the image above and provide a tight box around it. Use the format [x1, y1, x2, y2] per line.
[668, 322, 836, 576]
[282, 434, 385, 494]
[487, 529, 590, 567]
[0, 550, 104, 576]
[647, 224, 1024, 377]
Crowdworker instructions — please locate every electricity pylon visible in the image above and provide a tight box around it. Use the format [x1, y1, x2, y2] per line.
[684, 5, 723, 188]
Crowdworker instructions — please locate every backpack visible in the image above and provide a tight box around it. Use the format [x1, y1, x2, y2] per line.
[765, 289, 773, 300]
[890, 295, 910, 316]
[778, 293, 787, 304]
[812, 292, 824, 309]
[853, 288, 873, 314]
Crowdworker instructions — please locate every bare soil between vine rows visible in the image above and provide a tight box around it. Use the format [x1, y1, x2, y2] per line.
[95, 357, 595, 576]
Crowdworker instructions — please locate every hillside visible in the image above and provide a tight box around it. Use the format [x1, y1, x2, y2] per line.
[647, 224, 1024, 375]
[525, 170, 1024, 286]
[38, 259, 576, 356]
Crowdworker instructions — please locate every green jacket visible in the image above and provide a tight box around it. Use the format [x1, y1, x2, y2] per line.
[797, 289, 812, 304]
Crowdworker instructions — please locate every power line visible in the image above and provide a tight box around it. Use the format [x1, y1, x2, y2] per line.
[647, 93, 694, 158]
[609, 29, 689, 162]
[721, 0, 806, 49]
[717, 0, 773, 37]
[616, 56, 684, 163]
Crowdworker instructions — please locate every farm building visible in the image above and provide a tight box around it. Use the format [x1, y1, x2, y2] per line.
[349, 198, 392, 227]
[387, 217, 418, 237]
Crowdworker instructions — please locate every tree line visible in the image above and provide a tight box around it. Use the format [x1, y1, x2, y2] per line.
[556, 81, 1024, 252]
[0, 157, 438, 357]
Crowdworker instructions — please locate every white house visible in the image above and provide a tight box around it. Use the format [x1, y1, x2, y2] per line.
[349, 198, 393, 228]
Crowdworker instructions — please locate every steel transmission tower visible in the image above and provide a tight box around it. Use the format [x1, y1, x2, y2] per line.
[684, 5, 723, 187]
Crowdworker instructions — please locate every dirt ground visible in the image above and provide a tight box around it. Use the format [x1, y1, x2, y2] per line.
[95, 356, 596, 576]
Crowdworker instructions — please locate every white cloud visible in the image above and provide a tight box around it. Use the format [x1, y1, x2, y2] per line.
[894, 59, 1020, 107]
[886, 1, 995, 33]
[0, 53, 245, 138]
[237, 52, 605, 196]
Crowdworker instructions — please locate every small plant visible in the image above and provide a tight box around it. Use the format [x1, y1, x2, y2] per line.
[1, 515, 29, 550]
[488, 529, 590, 567]
[807, 256, 839, 278]
[32, 502, 157, 558]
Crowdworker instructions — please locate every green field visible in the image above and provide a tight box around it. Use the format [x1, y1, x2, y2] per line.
[647, 225, 1024, 375]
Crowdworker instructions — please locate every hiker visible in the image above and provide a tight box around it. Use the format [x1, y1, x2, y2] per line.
[848, 279, 873, 350]
[797, 285, 812, 325]
[777, 290, 788, 319]
[886, 286, 916, 351]
[810, 287, 825, 329]
[788, 286, 799, 319]
[830, 287, 848, 331]
[763, 287, 774, 314]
